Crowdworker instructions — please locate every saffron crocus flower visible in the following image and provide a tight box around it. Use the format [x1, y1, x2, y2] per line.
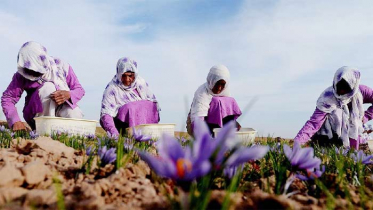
[283, 141, 321, 171]
[335, 146, 349, 156]
[29, 131, 39, 139]
[132, 127, 151, 142]
[270, 143, 281, 153]
[106, 131, 118, 140]
[0, 125, 5, 132]
[351, 150, 373, 165]
[138, 133, 211, 181]
[181, 137, 188, 144]
[193, 119, 269, 170]
[296, 165, 325, 181]
[283, 141, 324, 180]
[191, 119, 237, 167]
[98, 146, 117, 166]
[123, 138, 134, 150]
[86, 145, 94, 156]
[224, 145, 269, 167]
[223, 165, 243, 179]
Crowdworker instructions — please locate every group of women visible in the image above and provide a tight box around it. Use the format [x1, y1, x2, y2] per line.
[2, 41, 373, 150]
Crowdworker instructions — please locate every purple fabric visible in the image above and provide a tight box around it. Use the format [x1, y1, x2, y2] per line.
[1, 66, 84, 128]
[205, 96, 242, 127]
[294, 84, 373, 146]
[294, 108, 328, 145]
[100, 114, 118, 135]
[100, 100, 159, 135]
[361, 85, 373, 122]
[191, 96, 241, 130]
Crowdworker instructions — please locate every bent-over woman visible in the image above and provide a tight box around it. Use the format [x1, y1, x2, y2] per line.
[1, 41, 85, 131]
[294, 66, 373, 149]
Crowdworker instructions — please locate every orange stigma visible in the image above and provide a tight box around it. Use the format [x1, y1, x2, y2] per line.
[176, 159, 192, 178]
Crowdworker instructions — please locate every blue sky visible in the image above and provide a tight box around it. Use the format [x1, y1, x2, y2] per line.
[1, 0, 373, 138]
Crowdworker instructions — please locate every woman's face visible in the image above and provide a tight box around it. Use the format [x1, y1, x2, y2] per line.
[336, 79, 352, 95]
[24, 68, 43, 78]
[121, 72, 135, 86]
[212, 79, 226, 94]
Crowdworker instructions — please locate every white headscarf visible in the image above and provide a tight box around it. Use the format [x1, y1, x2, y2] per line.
[190, 65, 231, 122]
[17, 41, 70, 90]
[316, 66, 364, 147]
[100, 57, 159, 117]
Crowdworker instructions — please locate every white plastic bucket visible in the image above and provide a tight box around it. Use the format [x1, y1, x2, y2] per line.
[213, 127, 257, 145]
[368, 140, 373, 150]
[34, 117, 98, 136]
[127, 124, 176, 139]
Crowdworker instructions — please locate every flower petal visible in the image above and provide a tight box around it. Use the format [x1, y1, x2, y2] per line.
[225, 145, 269, 167]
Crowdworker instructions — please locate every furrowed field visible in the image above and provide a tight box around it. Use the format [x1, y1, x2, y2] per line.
[0, 121, 372, 209]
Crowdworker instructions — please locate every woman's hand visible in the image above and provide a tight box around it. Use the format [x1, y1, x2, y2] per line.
[13, 121, 27, 131]
[50, 90, 71, 105]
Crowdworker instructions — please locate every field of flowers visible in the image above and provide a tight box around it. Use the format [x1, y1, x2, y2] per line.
[0, 120, 373, 209]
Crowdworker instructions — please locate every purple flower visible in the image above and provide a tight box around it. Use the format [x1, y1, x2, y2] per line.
[0, 125, 5, 132]
[133, 61, 137, 67]
[55, 130, 63, 136]
[24, 61, 31, 68]
[54, 58, 60, 65]
[224, 145, 269, 167]
[150, 140, 158, 147]
[284, 141, 324, 180]
[224, 165, 243, 179]
[335, 147, 349, 156]
[98, 146, 117, 166]
[351, 150, 373, 165]
[86, 145, 94, 156]
[138, 133, 211, 181]
[106, 131, 118, 140]
[86, 134, 95, 139]
[123, 138, 134, 150]
[296, 166, 325, 181]
[10, 132, 15, 138]
[283, 141, 321, 171]
[193, 119, 268, 169]
[132, 127, 152, 142]
[180, 137, 188, 144]
[122, 57, 128, 62]
[270, 143, 281, 153]
[29, 131, 39, 139]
